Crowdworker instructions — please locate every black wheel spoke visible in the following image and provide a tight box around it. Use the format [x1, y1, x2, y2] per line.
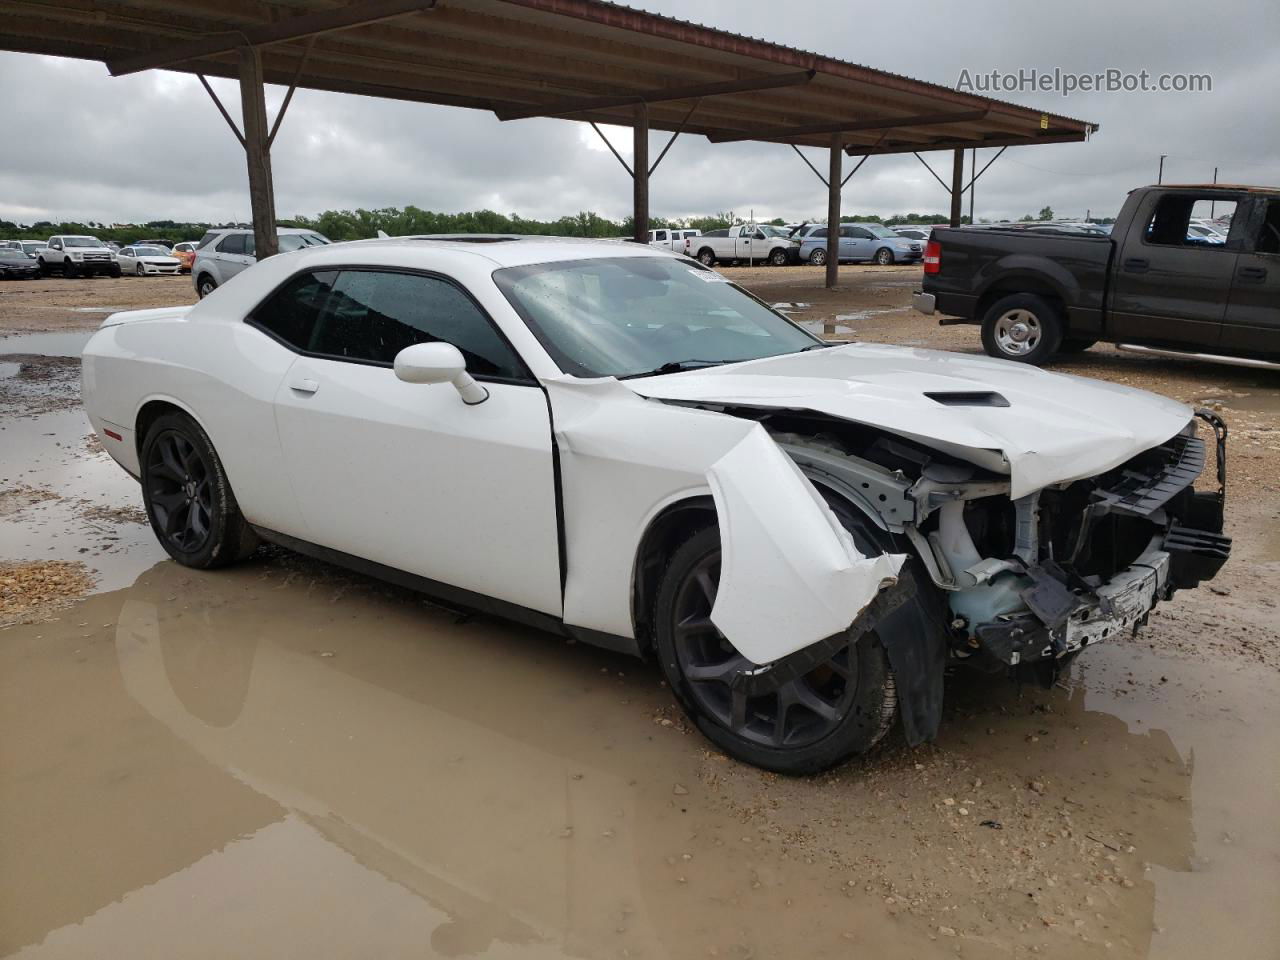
[674, 612, 715, 639]
[694, 568, 717, 606]
[685, 653, 750, 684]
[151, 490, 185, 511]
[729, 687, 749, 732]
[789, 681, 840, 722]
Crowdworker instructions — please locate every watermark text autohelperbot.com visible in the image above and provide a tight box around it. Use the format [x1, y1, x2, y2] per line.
[956, 68, 1212, 97]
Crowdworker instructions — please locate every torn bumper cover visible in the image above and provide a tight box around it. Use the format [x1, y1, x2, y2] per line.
[969, 411, 1231, 666]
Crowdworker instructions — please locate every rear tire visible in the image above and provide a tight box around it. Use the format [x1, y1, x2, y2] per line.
[808, 248, 827, 266]
[654, 517, 898, 775]
[980, 293, 1064, 365]
[140, 411, 258, 569]
[696, 248, 716, 267]
[196, 274, 217, 298]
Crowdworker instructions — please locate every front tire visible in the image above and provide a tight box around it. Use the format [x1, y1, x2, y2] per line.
[140, 412, 258, 569]
[980, 293, 1064, 365]
[654, 524, 897, 775]
[874, 247, 894, 265]
[135, 263, 145, 276]
[768, 247, 789, 267]
[109, 262, 122, 278]
[63, 258, 77, 279]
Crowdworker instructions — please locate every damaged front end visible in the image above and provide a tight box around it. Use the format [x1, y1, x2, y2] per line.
[775, 409, 1230, 687]
[920, 410, 1230, 679]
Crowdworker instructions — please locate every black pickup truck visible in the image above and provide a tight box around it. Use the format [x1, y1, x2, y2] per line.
[914, 184, 1280, 367]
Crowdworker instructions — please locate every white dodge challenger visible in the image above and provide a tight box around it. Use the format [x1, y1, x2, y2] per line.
[81, 237, 1231, 773]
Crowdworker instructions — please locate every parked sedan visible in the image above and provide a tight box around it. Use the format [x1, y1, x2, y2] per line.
[794, 223, 923, 265]
[82, 237, 1229, 774]
[116, 245, 183, 276]
[0, 246, 40, 279]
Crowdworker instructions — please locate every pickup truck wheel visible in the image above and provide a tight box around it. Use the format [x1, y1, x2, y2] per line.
[874, 247, 894, 265]
[63, 259, 78, 279]
[808, 248, 828, 266]
[140, 411, 258, 569]
[696, 248, 716, 267]
[1059, 337, 1098, 353]
[655, 522, 897, 775]
[38, 260, 51, 277]
[981, 293, 1063, 365]
[197, 274, 218, 298]
[768, 247, 789, 266]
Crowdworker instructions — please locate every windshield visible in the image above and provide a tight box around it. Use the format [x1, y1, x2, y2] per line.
[63, 237, 102, 248]
[20, 242, 43, 252]
[755, 225, 789, 237]
[493, 256, 822, 378]
[135, 246, 168, 256]
[866, 225, 898, 239]
[278, 233, 331, 252]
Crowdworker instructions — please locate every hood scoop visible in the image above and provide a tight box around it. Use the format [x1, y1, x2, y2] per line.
[924, 390, 1010, 408]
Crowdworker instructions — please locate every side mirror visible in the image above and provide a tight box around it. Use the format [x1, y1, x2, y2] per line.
[393, 342, 489, 405]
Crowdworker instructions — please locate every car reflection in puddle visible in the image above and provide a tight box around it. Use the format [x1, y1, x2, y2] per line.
[2, 556, 1277, 959]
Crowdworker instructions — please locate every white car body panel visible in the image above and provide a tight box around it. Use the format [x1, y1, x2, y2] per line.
[544, 377, 904, 663]
[116, 248, 183, 275]
[273, 358, 562, 616]
[629, 343, 1191, 499]
[82, 237, 1194, 670]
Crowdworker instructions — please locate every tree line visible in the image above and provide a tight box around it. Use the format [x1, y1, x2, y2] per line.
[0, 204, 1095, 244]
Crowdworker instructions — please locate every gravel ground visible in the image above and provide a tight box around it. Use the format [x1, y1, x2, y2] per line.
[1, 269, 1277, 959]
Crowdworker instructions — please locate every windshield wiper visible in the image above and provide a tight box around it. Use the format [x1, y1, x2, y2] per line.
[620, 359, 731, 379]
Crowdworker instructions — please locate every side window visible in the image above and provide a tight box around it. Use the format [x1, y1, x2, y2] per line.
[250, 271, 338, 349]
[850, 227, 874, 240]
[654, 230, 668, 242]
[50, 239, 61, 250]
[810, 227, 828, 239]
[1145, 196, 1236, 248]
[310, 270, 527, 379]
[1254, 200, 1280, 256]
[195, 231, 218, 249]
[216, 234, 246, 255]
[121, 248, 133, 257]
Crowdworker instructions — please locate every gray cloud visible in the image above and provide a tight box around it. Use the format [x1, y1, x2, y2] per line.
[2, 0, 1276, 227]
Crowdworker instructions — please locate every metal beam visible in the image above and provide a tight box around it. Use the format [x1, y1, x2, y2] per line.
[962, 145, 1007, 193]
[707, 109, 987, 144]
[846, 131, 1088, 157]
[267, 34, 316, 149]
[633, 102, 649, 243]
[648, 99, 700, 176]
[494, 69, 814, 121]
[913, 152, 951, 193]
[949, 148, 964, 227]
[790, 144, 827, 188]
[588, 122, 633, 176]
[238, 45, 278, 260]
[197, 73, 244, 146]
[825, 134, 841, 289]
[106, 0, 440, 76]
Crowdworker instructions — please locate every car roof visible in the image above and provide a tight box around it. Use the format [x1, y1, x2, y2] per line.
[283, 234, 684, 270]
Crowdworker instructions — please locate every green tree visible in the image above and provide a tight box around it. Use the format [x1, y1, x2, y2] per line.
[1038, 206, 1054, 221]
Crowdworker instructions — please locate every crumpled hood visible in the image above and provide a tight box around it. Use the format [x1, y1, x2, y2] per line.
[627, 343, 1193, 498]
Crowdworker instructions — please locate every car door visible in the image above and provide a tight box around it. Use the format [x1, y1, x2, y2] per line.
[842, 226, 874, 261]
[268, 267, 563, 617]
[214, 233, 255, 280]
[1221, 197, 1280, 360]
[1108, 191, 1240, 348]
[117, 247, 134, 272]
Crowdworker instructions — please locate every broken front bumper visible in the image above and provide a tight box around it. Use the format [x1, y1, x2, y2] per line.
[968, 411, 1231, 667]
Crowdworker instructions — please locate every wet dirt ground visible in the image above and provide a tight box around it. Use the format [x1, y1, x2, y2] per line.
[2, 273, 1278, 959]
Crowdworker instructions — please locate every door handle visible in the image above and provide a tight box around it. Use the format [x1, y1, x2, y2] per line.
[1238, 265, 1268, 282]
[289, 377, 319, 394]
[1123, 257, 1150, 273]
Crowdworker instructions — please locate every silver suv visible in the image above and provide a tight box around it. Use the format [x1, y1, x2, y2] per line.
[192, 227, 330, 298]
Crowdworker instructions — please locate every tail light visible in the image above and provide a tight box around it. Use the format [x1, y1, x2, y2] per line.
[923, 240, 941, 274]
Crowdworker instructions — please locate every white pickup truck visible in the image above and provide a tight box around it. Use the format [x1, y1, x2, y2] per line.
[684, 224, 794, 267]
[648, 227, 701, 252]
[38, 235, 121, 278]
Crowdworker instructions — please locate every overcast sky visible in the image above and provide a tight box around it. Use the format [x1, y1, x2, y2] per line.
[1, 0, 1276, 227]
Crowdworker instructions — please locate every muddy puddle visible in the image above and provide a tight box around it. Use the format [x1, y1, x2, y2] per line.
[1, 550, 1277, 959]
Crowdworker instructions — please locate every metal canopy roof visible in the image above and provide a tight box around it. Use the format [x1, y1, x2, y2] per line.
[0, 0, 1096, 155]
